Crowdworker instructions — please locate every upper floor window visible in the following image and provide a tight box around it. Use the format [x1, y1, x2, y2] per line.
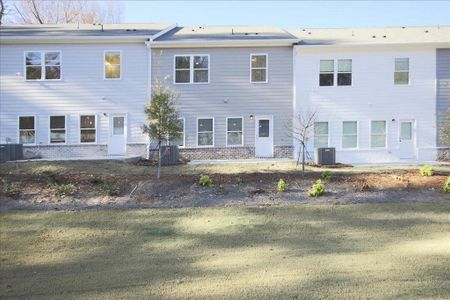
[314, 122, 329, 148]
[251, 54, 268, 83]
[175, 55, 209, 84]
[394, 58, 409, 85]
[25, 51, 61, 80]
[319, 60, 334, 86]
[19, 116, 35, 144]
[50, 116, 66, 144]
[104, 51, 121, 79]
[319, 59, 352, 86]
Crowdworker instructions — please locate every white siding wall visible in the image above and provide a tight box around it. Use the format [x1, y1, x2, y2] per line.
[0, 43, 149, 147]
[294, 45, 437, 163]
[151, 46, 293, 148]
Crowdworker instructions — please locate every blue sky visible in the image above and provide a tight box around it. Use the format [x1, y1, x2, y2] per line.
[122, 1, 450, 28]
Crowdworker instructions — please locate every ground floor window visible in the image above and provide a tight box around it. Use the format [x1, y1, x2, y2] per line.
[80, 115, 97, 143]
[314, 122, 329, 148]
[227, 117, 243, 146]
[19, 116, 35, 144]
[371, 121, 387, 148]
[197, 118, 214, 146]
[342, 121, 357, 148]
[50, 116, 66, 144]
[171, 118, 185, 147]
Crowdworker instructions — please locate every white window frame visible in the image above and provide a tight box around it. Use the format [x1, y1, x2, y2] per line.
[175, 117, 185, 148]
[173, 54, 210, 84]
[24, 50, 62, 81]
[79, 114, 98, 144]
[104, 50, 122, 80]
[319, 59, 334, 87]
[250, 53, 268, 83]
[341, 121, 358, 149]
[314, 121, 329, 148]
[226, 117, 244, 147]
[337, 59, 352, 86]
[370, 120, 388, 149]
[394, 57, 410, 85]
[17, 115, 36, 145]
[48, 115, 67, 145]
[196, 117, 214, 147]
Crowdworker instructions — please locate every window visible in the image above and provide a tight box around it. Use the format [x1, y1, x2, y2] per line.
[104, 51, 121, 79]
[227, 117, 243, 146]
[197, 118, 214, 146]
[18, 116, 35, 144]
[395, 58, 409, 85]
[342, 121, 357, 148]
[314, 122, 329, 148]
[50, 116, 66, 144]
[171, 118, 185, 147]
[251, 54, 268, 83]
[337, 59, 352, 86]
[371, 121, 387, 148]
[25, 51, 61, 80]
[174, 55, 209, 83]
[319, 60, 334, 86]
[80, 115, 96, 143]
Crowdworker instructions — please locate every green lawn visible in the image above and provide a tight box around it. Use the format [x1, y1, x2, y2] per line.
[1, 202, 450, 299]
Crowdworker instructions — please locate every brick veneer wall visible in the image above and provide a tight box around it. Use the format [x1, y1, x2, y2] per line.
[22, 144, 147, 159]
[149, 146, 293, 161]
[438, 147, 450, 161]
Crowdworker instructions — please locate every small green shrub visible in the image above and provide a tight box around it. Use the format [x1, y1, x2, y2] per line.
[235, 176, 242, 185]
[308, 179, 325, 197]
[420, 165, 433, 177]
[199, 174, 213, 187]
[101, 182, 120, 196]
[42, 170, 58, 184]
[277, 179, 286, 192]
[444, 177, 450, 193]
[2, 182, 19, 198]
[321, 171, 332, 181]
[49, 183, 76, 197]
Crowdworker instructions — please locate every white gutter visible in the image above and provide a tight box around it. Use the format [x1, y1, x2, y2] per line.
[294, 41, 450, 49]
[150, 38, 299, 48]
[0, 35, 152, 44]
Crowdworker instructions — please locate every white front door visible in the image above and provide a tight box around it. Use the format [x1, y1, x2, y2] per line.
[399, 120, 415, 159]
[108, 114, 127, 155]
[255, 116, 273, 157]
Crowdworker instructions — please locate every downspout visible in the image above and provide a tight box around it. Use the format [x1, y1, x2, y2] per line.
[145, 39, 152, 159]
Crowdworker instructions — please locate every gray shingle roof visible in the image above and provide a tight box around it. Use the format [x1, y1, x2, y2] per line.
[0, 23, 172, 37]
[154, 25, 296, 42]
[288, 26, 450, 45]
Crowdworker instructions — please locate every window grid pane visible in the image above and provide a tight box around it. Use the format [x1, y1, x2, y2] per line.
[371, 121, 386, 148]
[342, 121, 357, 148]
[80, 115, 96, 143]
[227, 118, 243, 146]
[19, 116, 35, 144]
[105, 51, 121, 79]
[251, 55, 267, 82]
[314, 122, 328, 148]
[198, 118, 213, 146]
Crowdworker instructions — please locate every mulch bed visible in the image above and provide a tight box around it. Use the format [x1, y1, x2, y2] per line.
[0, 170, 449, 210]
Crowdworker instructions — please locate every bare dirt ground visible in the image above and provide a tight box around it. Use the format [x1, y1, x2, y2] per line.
[1, 169, 449, 210]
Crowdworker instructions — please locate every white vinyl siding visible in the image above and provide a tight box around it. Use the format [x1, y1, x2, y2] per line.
[25, 51, 61, 80]
[314, 122, 329, 148]
[197, 118, 214, 147]
[174, 55, 209, 84]
[394, 58, 409, 85]
[250, 54, 268, 83]
[49, 115, 66, 144]
[18, 116, 35, 144]
[371, 121, 387, 148]
[342, 121, 357, 148]
[104, 50, 121, 79]
[80, 115, 97, 143]
[226, 117, 243, 146]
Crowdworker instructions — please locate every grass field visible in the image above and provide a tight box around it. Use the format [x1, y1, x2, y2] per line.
[1, 202, 450, 299]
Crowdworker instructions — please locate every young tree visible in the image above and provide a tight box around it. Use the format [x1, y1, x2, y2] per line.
[440, 109, 450, 146]
[4, 0, 122, 24]
[290, 111, 317, 176]
[142, 79, 182, 179]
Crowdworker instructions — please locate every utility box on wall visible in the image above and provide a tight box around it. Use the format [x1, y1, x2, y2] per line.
[314, 147, 336, 165]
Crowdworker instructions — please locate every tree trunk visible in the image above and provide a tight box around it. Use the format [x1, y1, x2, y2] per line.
[302, 143, 305, 177]
[157, 141, 161, 180]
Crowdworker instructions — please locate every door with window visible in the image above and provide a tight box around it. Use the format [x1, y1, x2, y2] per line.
[255, 116, 273, 157]
[108, 114, 127, 155]
[399, 120, 415, 159]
